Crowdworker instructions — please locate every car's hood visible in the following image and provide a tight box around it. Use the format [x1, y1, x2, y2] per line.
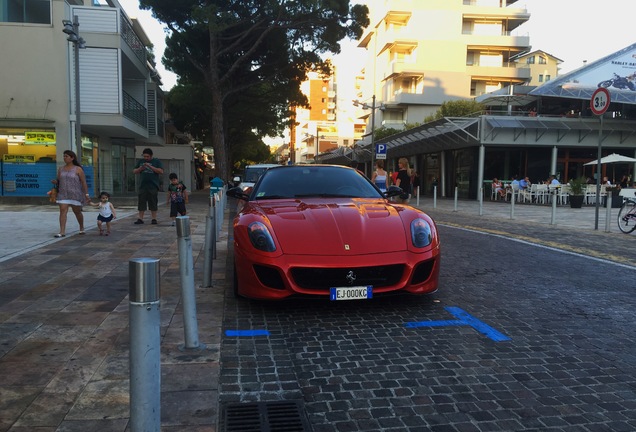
[252, 199, 409, 255]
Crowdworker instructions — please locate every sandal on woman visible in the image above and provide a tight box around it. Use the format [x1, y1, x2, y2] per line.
[99, 229, 103, 236]
[54, 233, 66, 238]
[79, 231, 86, 235]
[105, 231, 110, 236]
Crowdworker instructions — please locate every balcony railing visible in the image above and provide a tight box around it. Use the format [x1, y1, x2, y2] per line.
[120, 12, 147, 64]
[123, 91, 147, 127]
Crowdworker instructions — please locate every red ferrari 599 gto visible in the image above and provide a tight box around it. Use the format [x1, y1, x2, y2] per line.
[226, 165, 440, 300]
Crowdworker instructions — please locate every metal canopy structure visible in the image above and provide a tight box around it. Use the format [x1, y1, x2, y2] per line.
[361, 117, 481, 163]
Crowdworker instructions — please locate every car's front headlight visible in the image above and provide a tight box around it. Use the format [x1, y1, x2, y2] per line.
[248, 222, 276, 252]
[411, 218, 432, 248]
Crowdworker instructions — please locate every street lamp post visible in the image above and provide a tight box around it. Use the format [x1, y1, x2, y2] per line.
[353, 95, 378, 175]
[62, 16, 85, 162]
[370, 95, 376, 172]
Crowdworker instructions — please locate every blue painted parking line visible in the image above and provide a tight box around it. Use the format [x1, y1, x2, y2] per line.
[225, 330, 270, 337]
[404, 306, 510, 342]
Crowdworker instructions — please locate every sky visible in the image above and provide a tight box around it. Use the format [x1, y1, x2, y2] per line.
[119, 0, 635, 93]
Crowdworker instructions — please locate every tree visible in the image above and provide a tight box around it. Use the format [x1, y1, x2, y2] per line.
[424, 100, 484, 123]
[139, 0, 369, 181]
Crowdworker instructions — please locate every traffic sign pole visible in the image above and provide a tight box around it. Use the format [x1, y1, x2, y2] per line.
[590, 87, 610, 230]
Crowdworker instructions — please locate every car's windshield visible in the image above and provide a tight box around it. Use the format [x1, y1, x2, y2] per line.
[251, 165, 383, 200]
[244, 167, 269, 183]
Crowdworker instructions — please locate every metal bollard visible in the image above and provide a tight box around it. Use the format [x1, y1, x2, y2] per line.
[129, 258, 161, 432]
[605, 192, 611, 232]
[453, 186, 458, 212]
[213, 193, 219, 259]
[479, 187, 483, 216]
[550, 190, 557, 225]
[176, 216, 204, 351]
[510, 189, 515, 219]
[433, 186, 437, 208]
[202, 196, 215, 287]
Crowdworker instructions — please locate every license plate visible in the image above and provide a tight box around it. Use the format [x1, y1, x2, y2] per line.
[330, 286, 373, 301]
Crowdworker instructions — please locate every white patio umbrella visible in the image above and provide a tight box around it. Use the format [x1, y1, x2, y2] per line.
[584, 153, 636, 183]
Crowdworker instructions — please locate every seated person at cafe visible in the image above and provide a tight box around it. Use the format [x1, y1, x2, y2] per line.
[547, 175, 560, 186]
[492, 177, 506, 198]
[519, 176, 531, 190]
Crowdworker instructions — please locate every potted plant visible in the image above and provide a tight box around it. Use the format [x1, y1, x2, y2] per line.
[568, 176, 586, 208]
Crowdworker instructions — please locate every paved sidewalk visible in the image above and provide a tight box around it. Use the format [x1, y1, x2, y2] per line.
[0, 189, 227, 431]
[1, 191, 634, 432]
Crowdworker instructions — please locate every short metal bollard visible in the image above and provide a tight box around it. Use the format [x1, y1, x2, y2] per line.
[510, 189, 516, 219]
[129, 258, 161, 432]
[176, 216, 204, 351]
[433, 186, 437, 208]
[550, 189, 557, 225]
[202, 196, 215, 288]
[605, 193, 612, 232]
[453, 186, 458, 212]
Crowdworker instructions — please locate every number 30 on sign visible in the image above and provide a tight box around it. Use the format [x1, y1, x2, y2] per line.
[590, 87, 610, 116]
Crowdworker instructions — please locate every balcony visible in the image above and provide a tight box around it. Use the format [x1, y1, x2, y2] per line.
[463, 33, 530, 49]
[467, 63, 531, 81]
[387, 92, 427, 106]
[383, 61, 425, 81]
[381, 120, 406, 130]
[70, 6, 160, 141]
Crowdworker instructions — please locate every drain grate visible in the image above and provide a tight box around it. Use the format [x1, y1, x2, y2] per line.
[220, 400, 312, 432]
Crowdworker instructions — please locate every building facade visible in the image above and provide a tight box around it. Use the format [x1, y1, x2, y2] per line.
[355, 0, 531, 134]
[511, 50, 562, 86]
[0, 0, 193, 199]
[321, 43, 636, 199]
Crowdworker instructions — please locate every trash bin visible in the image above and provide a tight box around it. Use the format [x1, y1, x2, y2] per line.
[210, 177, 224, 196]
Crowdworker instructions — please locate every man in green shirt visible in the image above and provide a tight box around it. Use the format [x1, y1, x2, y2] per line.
[133, 148, 164, 224]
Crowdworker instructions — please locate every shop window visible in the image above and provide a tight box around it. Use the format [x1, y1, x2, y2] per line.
[0, 0, 51, 24]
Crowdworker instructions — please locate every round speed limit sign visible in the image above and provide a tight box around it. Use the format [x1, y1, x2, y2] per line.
[590, 87, 610, 115]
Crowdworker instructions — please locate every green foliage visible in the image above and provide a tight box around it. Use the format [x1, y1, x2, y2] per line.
[568, 176, 587, 195]
[139, 0, 369, 180]
[424, 100, 485, 123]
[373, 127, 403, 141]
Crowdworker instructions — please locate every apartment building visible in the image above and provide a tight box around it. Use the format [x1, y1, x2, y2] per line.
[356, 0, 531, 132]
[0, 0, 186, 199]
[511, 49, 562, 86]
[292, 72, 339, 163]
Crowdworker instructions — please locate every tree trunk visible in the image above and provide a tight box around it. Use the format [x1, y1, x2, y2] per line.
[207, 28, 229, 183]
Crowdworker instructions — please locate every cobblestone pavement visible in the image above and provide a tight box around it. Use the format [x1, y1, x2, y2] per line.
[1, 193, 634, 431]
[0, 190, 226, 431]
[217, 195, 636, 432]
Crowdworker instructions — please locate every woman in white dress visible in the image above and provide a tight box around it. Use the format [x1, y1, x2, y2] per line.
[372, 160, 388, 193]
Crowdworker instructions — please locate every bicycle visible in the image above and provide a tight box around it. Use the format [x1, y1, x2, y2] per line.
[617, 191, 636, 233]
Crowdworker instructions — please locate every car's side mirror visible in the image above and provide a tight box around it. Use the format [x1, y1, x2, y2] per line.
[385, 185, 403, 198]
[227, 186, 249, 201]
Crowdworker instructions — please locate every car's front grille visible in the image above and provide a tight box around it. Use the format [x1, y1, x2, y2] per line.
[290, 264, 405, 290]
